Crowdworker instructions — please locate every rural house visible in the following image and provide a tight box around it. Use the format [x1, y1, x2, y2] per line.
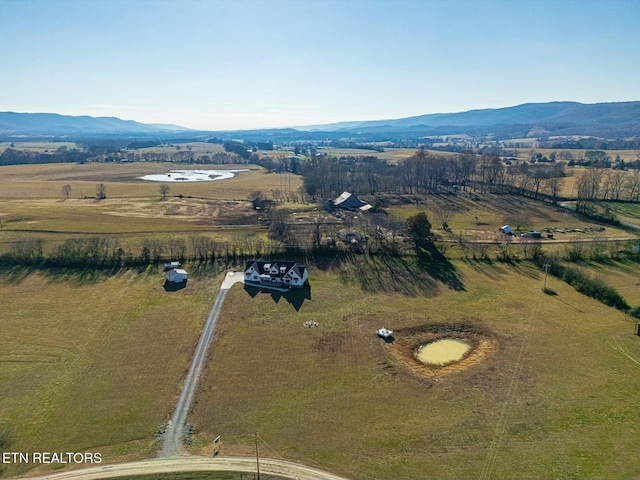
[244, 260, 308, 289]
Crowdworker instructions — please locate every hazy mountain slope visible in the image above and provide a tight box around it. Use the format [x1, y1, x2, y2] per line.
[298, 101, 640, 134]
[0, 112, 190, 135]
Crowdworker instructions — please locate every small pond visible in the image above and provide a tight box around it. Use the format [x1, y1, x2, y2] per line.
[139, 169, 249, 182]
[417, 339, 470, 365]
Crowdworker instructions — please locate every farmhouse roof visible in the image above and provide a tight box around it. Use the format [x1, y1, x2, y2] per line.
[333, 191, 371, 212]
[245, 259, 306, 278]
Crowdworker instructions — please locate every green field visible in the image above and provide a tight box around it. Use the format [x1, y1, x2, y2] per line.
[188, 258, 640, 479]
[0, 268, 222, 477]
[2, 161, 640, 479]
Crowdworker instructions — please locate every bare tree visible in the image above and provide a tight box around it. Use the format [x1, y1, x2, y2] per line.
[159, 184, 170, 199]
[496, 234, 513, 261]
[96, 183, 107, 200]
[62, 184, 72, 199]
[504, 211, 531, 232]
[433, 203, 456, 231]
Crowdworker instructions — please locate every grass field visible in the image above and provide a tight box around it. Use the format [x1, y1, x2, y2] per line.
[385, 192, 634, 243]
[0, 162, 301, 200]
[0, 267, 223, 478]
[318, 147, 455, 164]
[0, 142, 79, 153]
[189, 257, 640, 480]
[2, 160, 640, 479]
[0, 163, 304, 254]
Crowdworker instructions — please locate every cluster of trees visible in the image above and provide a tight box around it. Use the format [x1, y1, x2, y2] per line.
[0, 146, 92, 165]
[539, 253, 639, 317]
[5, 234, 291, 269]
[577, 167, 640, 205]
[298, 149, 568, 202]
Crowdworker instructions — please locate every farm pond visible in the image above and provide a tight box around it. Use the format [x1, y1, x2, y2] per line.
[417, 339, 470, 365]
[140, 169, 249, 182]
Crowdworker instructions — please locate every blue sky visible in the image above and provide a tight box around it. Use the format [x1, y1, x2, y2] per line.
[1, 0, 639, 130]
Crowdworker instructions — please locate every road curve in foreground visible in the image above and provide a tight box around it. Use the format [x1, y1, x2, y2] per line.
[17, 456, 353, 480]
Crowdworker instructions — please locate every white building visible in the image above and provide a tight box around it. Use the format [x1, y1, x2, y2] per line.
[244, 260, 308, 289]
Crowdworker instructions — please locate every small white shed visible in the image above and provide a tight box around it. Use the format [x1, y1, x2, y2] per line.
[166, 268, 188, 283]
[163, 261, 182, 271]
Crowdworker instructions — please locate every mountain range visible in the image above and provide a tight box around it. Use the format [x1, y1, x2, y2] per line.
[0, 112, 190, 135]
[2, 101, 639, 139]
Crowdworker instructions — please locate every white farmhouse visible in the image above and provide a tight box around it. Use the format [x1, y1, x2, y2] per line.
[244, 260, 308, 289]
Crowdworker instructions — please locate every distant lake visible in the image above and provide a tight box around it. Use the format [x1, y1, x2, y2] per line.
[139, 169, 249, 182]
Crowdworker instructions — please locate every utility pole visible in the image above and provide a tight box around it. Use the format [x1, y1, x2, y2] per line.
[254, 432, 260, 480]
[542, 262, 551, 291]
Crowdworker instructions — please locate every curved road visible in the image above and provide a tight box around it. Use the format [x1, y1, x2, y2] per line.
[162, 271, 244, 457]
[18, 456, 352, 480]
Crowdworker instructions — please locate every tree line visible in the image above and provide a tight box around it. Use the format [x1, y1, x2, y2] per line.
[297, 148, 640, 205]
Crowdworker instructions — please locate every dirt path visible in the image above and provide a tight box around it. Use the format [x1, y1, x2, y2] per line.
[161, 271, 244, 457]
[16, 456, 352, 480]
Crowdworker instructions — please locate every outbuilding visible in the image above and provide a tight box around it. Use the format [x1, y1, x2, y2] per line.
[163, 261, 182, 271]
[166, 268, 188, 283]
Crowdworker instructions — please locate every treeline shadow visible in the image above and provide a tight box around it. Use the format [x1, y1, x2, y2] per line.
[334, 250, 465, 297]
[0, 263, 149, 286]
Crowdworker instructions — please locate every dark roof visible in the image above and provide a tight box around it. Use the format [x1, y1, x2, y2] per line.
[245, 260, 306, 278]
[333, 191, 371, 211]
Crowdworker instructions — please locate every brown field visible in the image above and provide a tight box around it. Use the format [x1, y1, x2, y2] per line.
[0, 141, 78, 153]
[0, 162, 301, 200]
[318, 147, 455, 163]
[0, 162, 303, 255]
[130, 142, 225, 155]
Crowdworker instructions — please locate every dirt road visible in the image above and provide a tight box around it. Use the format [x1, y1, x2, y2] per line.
[18, 456, 352, 480]
[161, 271, 244, 457]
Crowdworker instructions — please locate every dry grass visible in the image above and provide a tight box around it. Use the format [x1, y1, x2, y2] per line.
[0, 162, 301, 200]
[0, 268, 223, 477]
[131, 142, 225, 155]
[386, 192, 633, 242]
[0, 141, 78, 153]
[190, 259, 640, 479]
[0, 162, 305, 254]
[318, 147, 454, 164]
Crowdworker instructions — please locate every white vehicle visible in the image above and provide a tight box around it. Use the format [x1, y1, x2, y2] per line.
[376, 328, 393, 339]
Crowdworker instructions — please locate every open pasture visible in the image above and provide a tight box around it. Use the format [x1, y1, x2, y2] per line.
[575, 260, 640, 308]
[130, 142, 225, 156]
[319, 147, 454, 163]
[190, 259, 640, 479]
[0, 162, 298, 200]
[385, 192, 633, 242]
[0, 268, 222, 477]
[0, 141, 79, 153]
[0, 162, 303, 254]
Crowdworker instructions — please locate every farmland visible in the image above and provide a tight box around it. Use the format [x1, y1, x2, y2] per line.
[190, 260, 640, 480]
[1, 158, 640, 479]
